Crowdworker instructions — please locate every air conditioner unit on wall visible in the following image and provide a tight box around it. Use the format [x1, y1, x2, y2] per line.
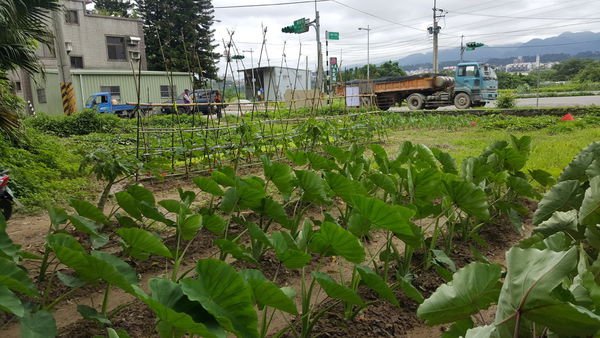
[129, 51, 141, 61]
[128, 36, 141, 47]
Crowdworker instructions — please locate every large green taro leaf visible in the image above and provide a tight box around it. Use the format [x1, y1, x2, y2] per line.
[579, 176, 600, 227]
[559, 142, 600, 182]
[495, 247, 600, 337]
[135, 280, 220, 338]
[0, 284, 24, 317]
[312, 272, 364, 306]
[116, 227, 173, 259]
[262, 157, 295, 199]
[310, 221, 365, 264]
[20, 310, 57, 338]
[417, 262, 502, 325]
[350, 195, 419, 246]
[295, 170, 331, 205]
[326, 172, 368, 202]
[356, 266, 399, 306]
[240, 269, 297, 314]
[0, 257, 38, 297]
[443, 179, 490, 220]
[533, 210, 581, 240]
[532, 180, 583, 225]
[180, 259, 259, 338]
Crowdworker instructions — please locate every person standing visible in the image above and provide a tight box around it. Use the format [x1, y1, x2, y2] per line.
[214, 90, 223, 119]
[182, 89, 192, 113]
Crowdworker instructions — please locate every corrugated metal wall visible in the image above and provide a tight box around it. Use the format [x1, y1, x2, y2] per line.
[30, 71, 192, 115]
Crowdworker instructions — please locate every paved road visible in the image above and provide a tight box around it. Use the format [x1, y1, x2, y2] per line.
[513, 95, 600, 108]
[390, 95, 600, 112]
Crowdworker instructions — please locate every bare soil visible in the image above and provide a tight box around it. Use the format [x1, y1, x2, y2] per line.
[2, 155, 537, 338]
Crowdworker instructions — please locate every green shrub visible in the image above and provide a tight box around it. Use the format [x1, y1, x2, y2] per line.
[496, 91, 516, 109]
[0, 128, 94, 211]
[25, 109, 127, 137]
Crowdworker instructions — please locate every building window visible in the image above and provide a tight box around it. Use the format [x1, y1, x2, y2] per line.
[106, 36, 127, 61]
[70, 56, 84, 69]
[160, 85, 176, 98]
[14, 82, 22, 92]
[37, 88, 47, 103]
[100, 86, 121, 99]
[40, 44, 55, 58]
[65, 10, 79, 24]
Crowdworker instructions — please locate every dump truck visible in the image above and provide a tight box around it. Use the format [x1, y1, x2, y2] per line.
[337, 62, 498, 110]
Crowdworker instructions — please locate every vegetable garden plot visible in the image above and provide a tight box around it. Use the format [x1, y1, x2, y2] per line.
[2, 137, 600, 338]
[133, 111, 388, 177]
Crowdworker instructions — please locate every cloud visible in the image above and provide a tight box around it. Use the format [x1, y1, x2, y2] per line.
[213, 0, 600, 74]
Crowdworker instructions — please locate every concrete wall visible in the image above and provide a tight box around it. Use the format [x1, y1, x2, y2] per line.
[37, 0, 146, 71]
[30, 70, 192, 115]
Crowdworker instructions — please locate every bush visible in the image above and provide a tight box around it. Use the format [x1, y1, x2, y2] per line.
[25, 109, 127, 137]
[496, 91, 516, 109]
[0, 128, 93, 210]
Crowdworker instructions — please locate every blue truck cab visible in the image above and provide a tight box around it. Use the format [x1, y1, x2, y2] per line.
[454, 62, 498, 108]
[85, 92, 146, 118]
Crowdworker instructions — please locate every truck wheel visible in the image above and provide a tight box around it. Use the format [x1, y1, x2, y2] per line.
[376, 94, 395, 111]
[454, 93, 471, 109]
[407, 93, 425, 110]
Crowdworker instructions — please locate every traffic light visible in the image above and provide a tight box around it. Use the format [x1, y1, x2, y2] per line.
[466, 42, 485, 51]
[282, 18, 310, 34]
[282, 25, 295, 33]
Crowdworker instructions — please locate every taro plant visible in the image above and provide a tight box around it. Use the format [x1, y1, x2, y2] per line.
[0, 215, 57, 337]
[130, 259, 297, 338]
[417, 142, 600, 337]
[80, 147, 140, 211]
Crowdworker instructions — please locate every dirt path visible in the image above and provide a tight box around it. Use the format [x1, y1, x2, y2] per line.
[6, 177, 198, 249]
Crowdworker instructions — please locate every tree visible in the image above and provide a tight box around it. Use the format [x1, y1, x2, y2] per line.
[93, 0, 133, 17]
[551, 58, 588, 81]
[0, 0, 60, 135]
[135, 0, 220, 79]
[574, 61, 600, 83]
[340, 61, 406, 82]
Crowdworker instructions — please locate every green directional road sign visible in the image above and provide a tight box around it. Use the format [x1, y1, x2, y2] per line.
[293, 18, 309, 33]
[327, 32, 340, 40]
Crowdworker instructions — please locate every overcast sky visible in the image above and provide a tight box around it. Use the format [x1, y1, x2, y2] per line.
[211, 0, 600, 76]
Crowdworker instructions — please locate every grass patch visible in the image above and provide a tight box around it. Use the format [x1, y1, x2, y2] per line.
[385, 123, 600, 177]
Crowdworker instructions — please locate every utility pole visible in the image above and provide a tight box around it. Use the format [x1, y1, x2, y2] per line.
[460, 35, 464, 62]
[52, 9, 77, 115]
[536, 54, 541, 108]
[326, 30, 329, 94]
[430, 0, 446, 74]
[314, 0, 324, 93]
[243, 49, 256, 101]
[358, 25, 371, 82]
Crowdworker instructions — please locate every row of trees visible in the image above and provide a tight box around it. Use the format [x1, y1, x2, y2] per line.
[339, 61, 407, 82]
[498, 58, 600, 89]
[93, 0, 220, 79]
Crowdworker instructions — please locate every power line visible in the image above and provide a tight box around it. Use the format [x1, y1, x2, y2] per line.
[331, 0, 424, 32]
[214, 0, 330, 9]
[447, 20, 600, 38]
[482, 39, 600, 49]
[449, 10, 600, 21]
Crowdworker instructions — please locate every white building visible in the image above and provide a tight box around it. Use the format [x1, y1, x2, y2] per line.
[240, 66, 312, 101]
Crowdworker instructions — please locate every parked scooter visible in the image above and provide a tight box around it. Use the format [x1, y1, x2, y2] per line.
[0, 170, 15, 220]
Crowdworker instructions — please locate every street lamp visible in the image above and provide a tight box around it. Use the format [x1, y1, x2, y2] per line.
[358, 25, 371, 82]
[242, 49, 256, 101]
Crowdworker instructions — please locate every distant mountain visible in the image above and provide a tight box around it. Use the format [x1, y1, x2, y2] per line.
[398, 31, 600, 69]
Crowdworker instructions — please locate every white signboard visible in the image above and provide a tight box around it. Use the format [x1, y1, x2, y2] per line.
[346, 86, 360, 107]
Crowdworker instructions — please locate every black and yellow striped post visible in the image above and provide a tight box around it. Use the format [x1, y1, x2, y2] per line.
[60, 82, 77, 115]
